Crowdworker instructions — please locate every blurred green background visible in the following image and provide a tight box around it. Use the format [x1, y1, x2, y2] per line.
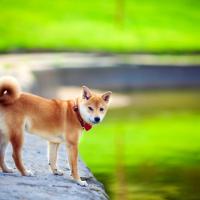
[80, 91, 200, 200]
[0, 0, 200, 200]
[0, 0, 200, 52]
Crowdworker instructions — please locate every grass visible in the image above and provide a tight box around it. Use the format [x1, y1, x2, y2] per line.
[79, 90, 200, 200]
[0, 0, 200, 53]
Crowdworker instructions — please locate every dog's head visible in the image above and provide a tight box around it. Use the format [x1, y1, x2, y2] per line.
[79, 86, 112, 125]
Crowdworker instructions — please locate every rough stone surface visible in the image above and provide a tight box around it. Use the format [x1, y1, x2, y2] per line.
[0, 133, 109, 200]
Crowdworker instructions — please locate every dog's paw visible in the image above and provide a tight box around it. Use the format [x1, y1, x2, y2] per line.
[76, 180, 88, 187]
[2, 168, 14, 173]
[53, 169, 64, 176]
[23, 170, 34, 176]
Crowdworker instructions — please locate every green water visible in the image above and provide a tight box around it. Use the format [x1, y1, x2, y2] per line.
[80, 90, 200, 200]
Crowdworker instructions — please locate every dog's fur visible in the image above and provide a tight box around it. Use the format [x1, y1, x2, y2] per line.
[0, 76, 111, 186]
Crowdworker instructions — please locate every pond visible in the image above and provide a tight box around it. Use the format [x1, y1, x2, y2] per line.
[80, 90, 200, 200]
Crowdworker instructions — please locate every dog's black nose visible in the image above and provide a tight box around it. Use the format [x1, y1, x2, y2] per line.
[94, 117, 100, 123]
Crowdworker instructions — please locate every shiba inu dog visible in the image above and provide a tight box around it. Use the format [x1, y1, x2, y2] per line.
[0, 76, 111, 186]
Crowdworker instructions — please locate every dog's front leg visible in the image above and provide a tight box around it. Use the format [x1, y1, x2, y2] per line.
[48, 142, 63, 176]
[67, 143, 88, 186]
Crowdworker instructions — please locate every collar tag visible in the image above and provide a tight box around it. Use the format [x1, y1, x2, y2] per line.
[84, 123, 92, 131]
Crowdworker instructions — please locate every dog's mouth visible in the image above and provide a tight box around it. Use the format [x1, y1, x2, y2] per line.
[89, 119, 100, 125]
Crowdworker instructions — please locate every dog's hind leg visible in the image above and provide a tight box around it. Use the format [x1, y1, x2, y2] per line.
[0, 132, 13, 173]
[10, 130, 32, 176]
[48, 142, 63, 175]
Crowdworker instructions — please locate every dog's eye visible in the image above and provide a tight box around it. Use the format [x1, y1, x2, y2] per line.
[88, 106, 93, 111]
[100, 107, 104, 112]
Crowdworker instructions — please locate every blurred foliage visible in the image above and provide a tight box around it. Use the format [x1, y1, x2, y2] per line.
[0, 0, 200, 52]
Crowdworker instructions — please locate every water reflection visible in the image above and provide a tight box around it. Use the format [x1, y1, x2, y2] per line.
[95, 164, 200, 200]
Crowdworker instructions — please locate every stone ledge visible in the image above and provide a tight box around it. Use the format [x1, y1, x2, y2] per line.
[0, 133, 109, 200]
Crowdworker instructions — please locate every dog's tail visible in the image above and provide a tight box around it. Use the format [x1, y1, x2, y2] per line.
[0, 76, 21, 105]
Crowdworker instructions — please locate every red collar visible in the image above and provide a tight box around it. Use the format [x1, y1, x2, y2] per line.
[73, 104, 92, 131]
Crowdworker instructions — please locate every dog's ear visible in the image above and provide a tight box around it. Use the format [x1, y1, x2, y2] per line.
[82, 86, 92, 100]
[102, 91, 112, 103]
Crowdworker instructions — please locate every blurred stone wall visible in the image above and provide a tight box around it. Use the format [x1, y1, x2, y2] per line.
[32, 65, 200, 98]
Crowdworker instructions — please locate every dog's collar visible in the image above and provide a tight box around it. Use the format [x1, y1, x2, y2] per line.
[73, 103, 92, 131]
